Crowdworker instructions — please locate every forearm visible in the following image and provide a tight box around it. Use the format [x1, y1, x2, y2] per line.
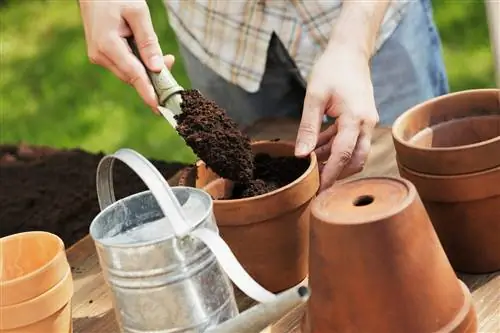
[327, 1, 391, 60]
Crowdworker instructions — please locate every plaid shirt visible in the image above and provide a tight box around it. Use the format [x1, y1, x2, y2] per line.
[165, 1, 411, 93]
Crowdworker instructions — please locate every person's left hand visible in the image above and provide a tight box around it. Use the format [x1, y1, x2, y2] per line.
[295, 43, 379, 192]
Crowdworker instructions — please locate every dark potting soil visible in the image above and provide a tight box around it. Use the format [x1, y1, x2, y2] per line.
[175, 89, 254, 183]
[230, 153, 310, 199]
[0, 143, 187, 247]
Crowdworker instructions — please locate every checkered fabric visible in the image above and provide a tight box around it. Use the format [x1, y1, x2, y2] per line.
[165, 0, 411, 93]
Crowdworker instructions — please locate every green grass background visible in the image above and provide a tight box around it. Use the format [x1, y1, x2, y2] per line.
[0, 0, 496, 163]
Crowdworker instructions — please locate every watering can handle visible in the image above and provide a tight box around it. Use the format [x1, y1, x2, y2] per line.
[95, 148, 279, 303]
[96, 148, 190, 236]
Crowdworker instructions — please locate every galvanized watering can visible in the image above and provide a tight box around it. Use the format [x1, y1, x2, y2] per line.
[89, 149, 310, 333]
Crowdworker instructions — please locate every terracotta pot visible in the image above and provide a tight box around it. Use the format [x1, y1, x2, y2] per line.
[0, 232, 73, 332]
[0, 231, 70, 306]
[309, 177, 476, 333]
[399, 163, 500, 273]
[392, 89, 500, 175]
[179, 140, 320, 292]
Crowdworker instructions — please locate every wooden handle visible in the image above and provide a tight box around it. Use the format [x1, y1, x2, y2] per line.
[126, 37, 184, 112]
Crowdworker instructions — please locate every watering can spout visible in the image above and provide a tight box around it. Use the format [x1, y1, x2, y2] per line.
[207, 285, 310, 333]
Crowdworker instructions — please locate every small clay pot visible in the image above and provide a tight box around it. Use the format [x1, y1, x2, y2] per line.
[392, 89, 500, 175]
[179, 140, 319, 292]
[0, 231, 70, 306]
[309, 177, 476, 333]
[0, 232, 73, 332]
[399, 163, 500, 273]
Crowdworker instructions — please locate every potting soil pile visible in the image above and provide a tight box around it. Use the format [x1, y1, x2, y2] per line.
[0, 144, 187, 246]
[176, 89, 310, 198]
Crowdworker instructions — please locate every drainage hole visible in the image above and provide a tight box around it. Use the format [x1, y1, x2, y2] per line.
[353, 195, 374, 207]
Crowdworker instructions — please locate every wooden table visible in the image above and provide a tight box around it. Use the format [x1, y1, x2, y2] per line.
[68, 119, 500, 333]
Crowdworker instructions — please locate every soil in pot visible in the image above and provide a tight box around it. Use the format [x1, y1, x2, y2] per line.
[0, 143, 187, 246]
[231, 153, 310, 199]
[175, 89, 254, 183]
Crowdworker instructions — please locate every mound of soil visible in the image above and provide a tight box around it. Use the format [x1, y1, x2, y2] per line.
[230, 153, 310, 199]
[176, 89, 254, 183]
[0, 143, 187, 246]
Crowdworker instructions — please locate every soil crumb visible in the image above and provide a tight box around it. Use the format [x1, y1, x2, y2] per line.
[175, 89, 254, 183]
[230, 153, 309, 199]
[0, 143, 187, 246]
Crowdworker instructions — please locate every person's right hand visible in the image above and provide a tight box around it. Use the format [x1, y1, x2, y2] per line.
[79, 0, 175, 112]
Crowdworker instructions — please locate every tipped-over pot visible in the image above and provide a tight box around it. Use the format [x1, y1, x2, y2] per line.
[308, 176, 477, 333]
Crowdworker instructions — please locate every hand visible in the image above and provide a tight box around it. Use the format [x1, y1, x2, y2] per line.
[79, 0, 175, 112]
[295, 44, 379, 192]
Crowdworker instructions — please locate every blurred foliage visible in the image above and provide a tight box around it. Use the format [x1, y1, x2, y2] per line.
[0, 0, 195, 163]
[0, 0, 496, 162]
[432, 0, 495, 91]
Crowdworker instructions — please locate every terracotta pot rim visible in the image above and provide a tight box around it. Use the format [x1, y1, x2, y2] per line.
[0, 231, 65, 286]
[436, 280, 474, 333]
[1, 255, 69, 306]
[392, 88, 500, 152]
[0, 269, 73, 330]
[399, 160, 500, 180]
[203, 140, 317, 204]
[312, 176, 417, 225]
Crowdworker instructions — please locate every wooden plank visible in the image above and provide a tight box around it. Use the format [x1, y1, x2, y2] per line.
[69, 119, 499, 333]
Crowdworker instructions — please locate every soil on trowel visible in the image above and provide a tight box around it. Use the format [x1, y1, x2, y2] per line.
[230, 153, 310, 199]
[0, 143, 187, 246]
[175, 89, 254, 183]
[174, 89, 308, 199]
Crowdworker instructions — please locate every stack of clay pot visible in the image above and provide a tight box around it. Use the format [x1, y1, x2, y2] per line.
[392, 88, 500, 273]
[308, 177, 477, 332]
[0, 231, 73, 333]
[179, 140, 319, 293]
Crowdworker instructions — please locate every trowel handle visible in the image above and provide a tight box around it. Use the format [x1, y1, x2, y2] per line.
[127, 37, 184, 115]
